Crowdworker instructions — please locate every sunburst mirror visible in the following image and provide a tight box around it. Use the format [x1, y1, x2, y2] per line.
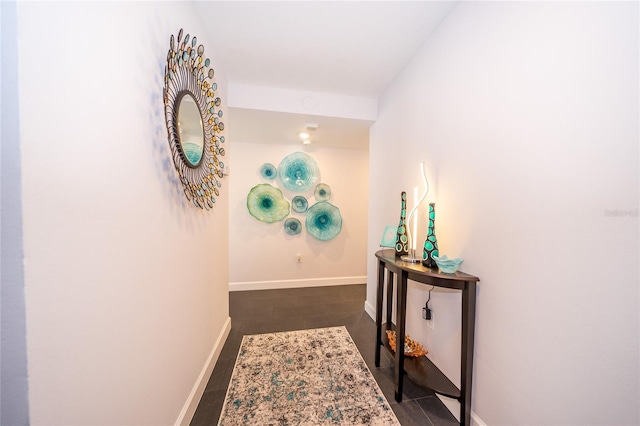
[163, 28, 225, 210]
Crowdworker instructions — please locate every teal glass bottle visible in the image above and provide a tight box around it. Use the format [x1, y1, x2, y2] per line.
[395, 192, 409, 257]
[422, 203, 440, 268]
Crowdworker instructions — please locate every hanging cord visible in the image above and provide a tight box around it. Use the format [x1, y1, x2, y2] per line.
[426, 286, 434, 306]
[423, 286, 434, 320]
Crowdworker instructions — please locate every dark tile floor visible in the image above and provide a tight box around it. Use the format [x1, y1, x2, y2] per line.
[191, 284, 458, 426]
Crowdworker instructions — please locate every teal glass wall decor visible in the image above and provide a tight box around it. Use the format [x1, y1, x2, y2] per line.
[422, 203, 440, 268]
[247, 152, 343, 241]
[395, 192, 409, 256]
[246, 184, 290, 223]
[163, 28, 225, 210]
[259, 163, 277, 181]
[278, 152, 320, 192]
[305, 201, 343, 241]
[291, 196, 309, 213]
[284, 218, 302, 236]
[314, 183, 331, 201]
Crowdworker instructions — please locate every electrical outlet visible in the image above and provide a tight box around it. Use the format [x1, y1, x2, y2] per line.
[426, 312, 434, 331]
[296, 253, 303, 263]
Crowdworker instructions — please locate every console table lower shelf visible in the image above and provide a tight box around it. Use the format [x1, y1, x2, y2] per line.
[381, 323, 460, 400]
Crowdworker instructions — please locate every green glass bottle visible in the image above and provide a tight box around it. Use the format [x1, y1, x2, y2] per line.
[395, 192, 409, 257]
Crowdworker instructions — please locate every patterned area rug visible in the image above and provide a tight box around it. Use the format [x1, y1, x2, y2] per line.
[218, 326, 400, 425]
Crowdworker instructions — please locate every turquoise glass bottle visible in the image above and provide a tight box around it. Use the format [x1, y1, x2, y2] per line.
[422, 203, 440, 268]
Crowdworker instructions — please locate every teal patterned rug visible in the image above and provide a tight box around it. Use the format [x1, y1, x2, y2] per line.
[218, 326, 400, 425]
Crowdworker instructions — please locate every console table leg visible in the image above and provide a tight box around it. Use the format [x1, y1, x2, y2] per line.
[460, 281, 477, 426]
[394, 270, 408, 402]
[386, 270, 394, 327]
[375, 260, 385, 367]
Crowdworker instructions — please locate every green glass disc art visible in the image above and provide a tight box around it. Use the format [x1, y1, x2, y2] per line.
[292, 196, 309, 213]
[278, 152, 320, 192]
[314, 183, 331, 201]
[247, 184, 290, 223]
[305, 201, 342, 241]
[284, 218, 302, 235]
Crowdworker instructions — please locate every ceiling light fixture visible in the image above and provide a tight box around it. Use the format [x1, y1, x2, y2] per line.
[300, 123, 317, 145]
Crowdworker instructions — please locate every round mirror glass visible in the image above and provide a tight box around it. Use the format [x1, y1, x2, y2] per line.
[177, 94, 205, 167]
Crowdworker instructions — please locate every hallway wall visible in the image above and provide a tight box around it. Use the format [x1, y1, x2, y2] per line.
[16, 2, 230, 424]
[1, 1, 30, 424]
[367, 2, 639, 425]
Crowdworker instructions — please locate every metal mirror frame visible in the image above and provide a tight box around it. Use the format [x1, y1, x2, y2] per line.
[163, 28, 226, 210]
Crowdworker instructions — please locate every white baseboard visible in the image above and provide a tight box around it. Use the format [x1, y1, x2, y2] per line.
[437, 395, 460, 422]
[364, 300, 376, 321]
[436, 394, 486, 426]
[175, 316, 232, 426]
[229, 276, 366, 292]
[472, 411, 488, 426]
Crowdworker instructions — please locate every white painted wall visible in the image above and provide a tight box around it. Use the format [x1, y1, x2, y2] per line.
[1, 2, 30, 424]
[17, 2, 230, 424]
[366, 2, 639, 425]
[229, 140, 368, 289]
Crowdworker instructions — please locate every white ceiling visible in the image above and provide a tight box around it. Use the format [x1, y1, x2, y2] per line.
[198, 1, 457, 97]
[195, 1, 458, 148]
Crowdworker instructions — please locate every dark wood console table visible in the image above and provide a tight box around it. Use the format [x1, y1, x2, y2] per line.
[374, 249, 479, 426]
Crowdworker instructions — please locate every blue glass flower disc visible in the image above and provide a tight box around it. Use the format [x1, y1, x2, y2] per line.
[292, 196, 309, 213]
[314, 183, 331, 201]
[284, 218, 302, 236]
[278, 152, 320, 192]
[259, 163, 277, 181]
[305, 201, 342, 241]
